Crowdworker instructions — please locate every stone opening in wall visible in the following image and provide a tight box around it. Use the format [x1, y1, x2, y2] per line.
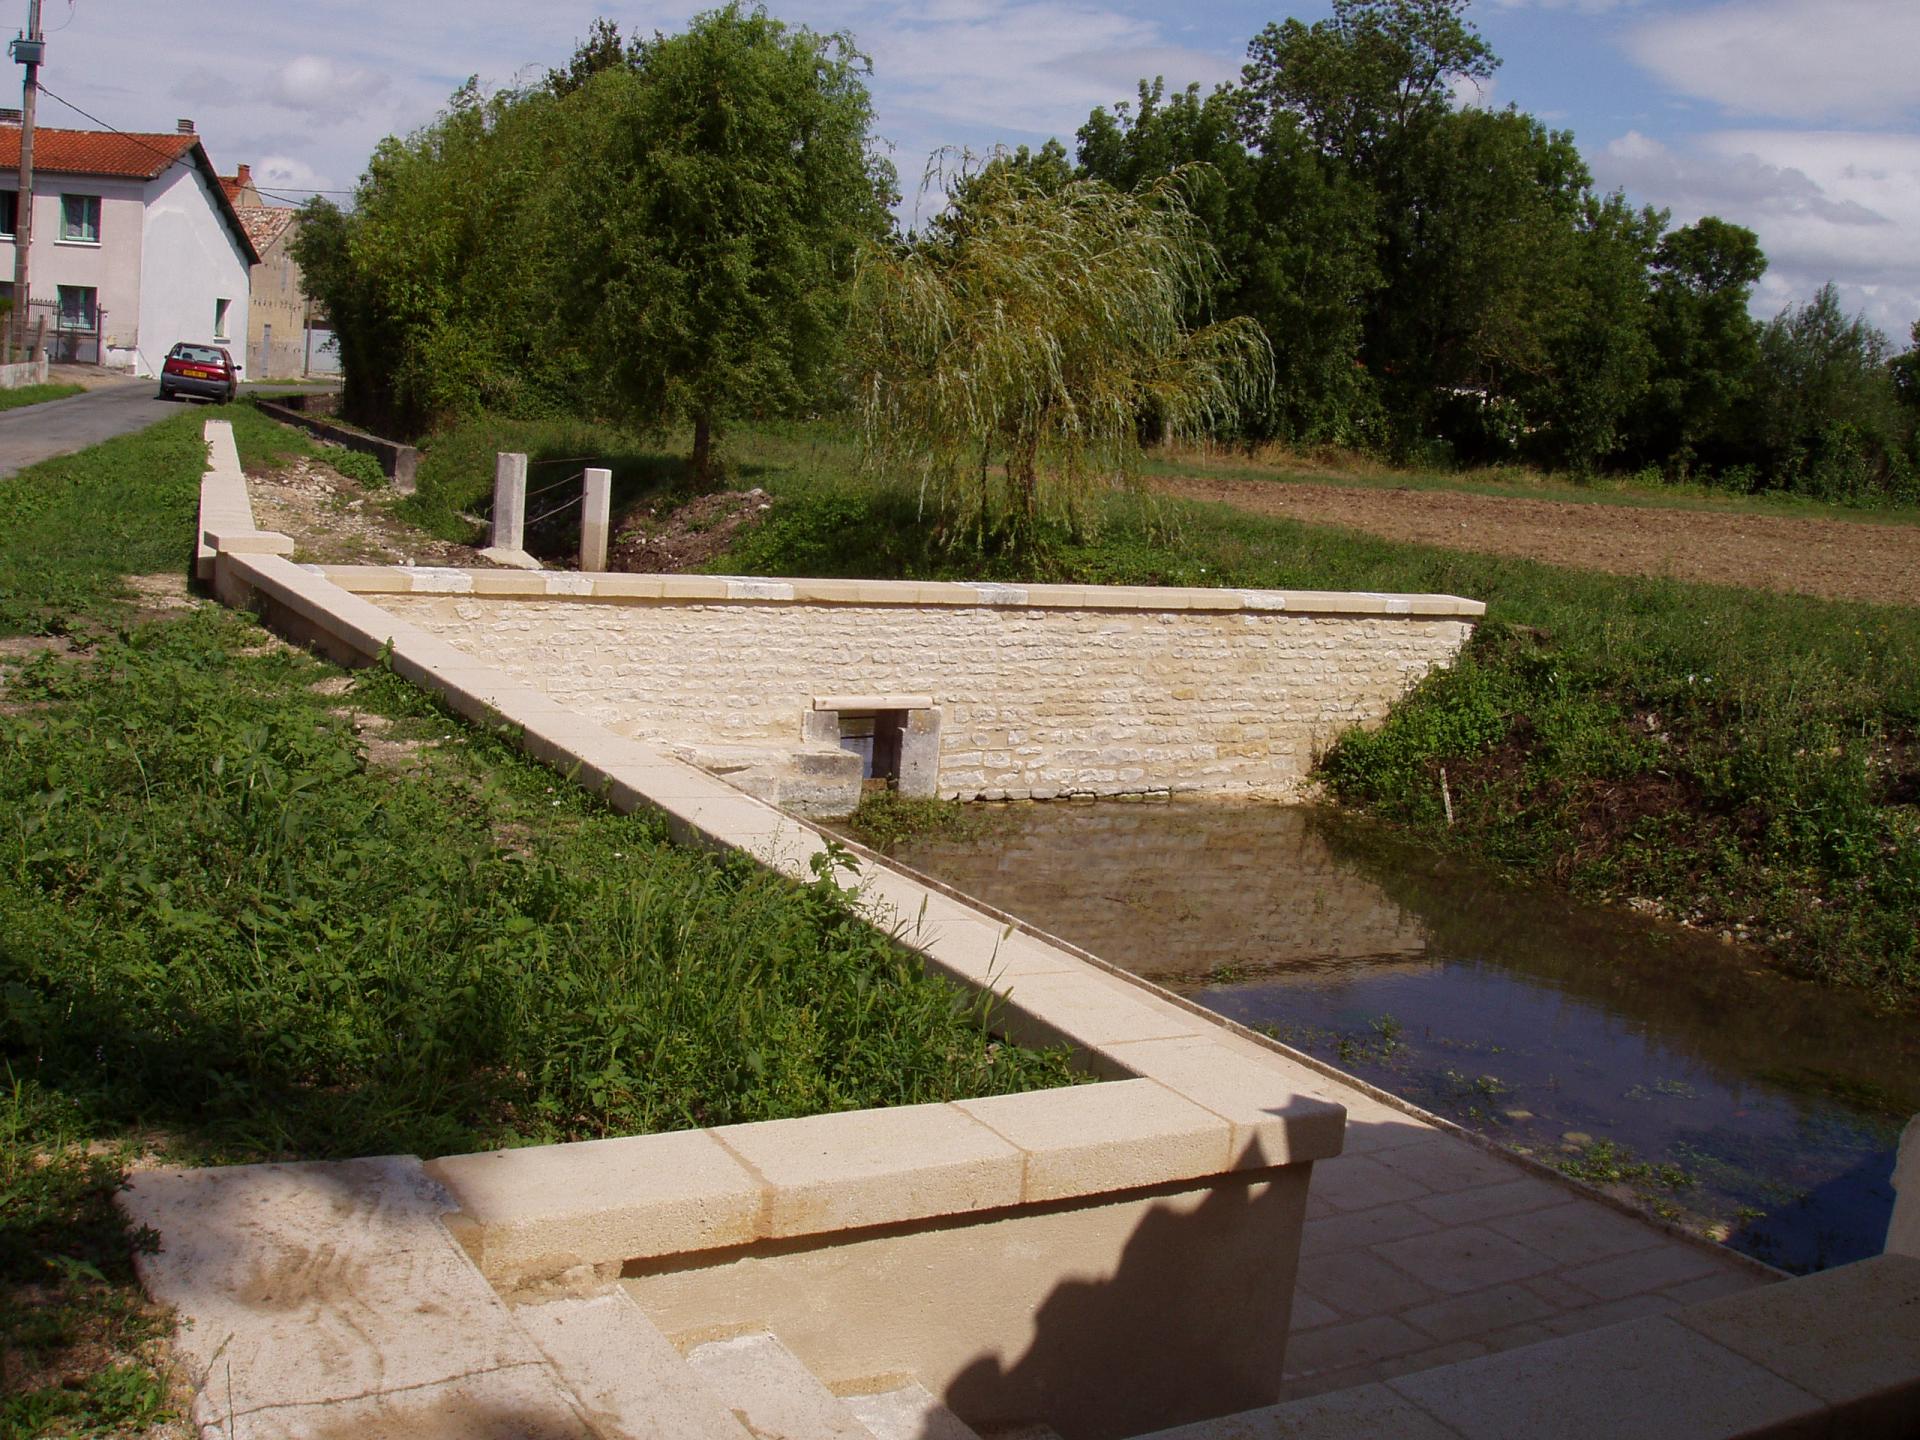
[810, 694, 942, 800]
[839, 710, 907, 784]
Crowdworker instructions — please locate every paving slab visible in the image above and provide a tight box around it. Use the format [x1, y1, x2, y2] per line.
[220, 1363, 593, 1440]
[1134, 1381, 1464, 1440]
[1486, 1200, 1668, 1267]
[1372, 1225, 1561, 1295]
[685, 1332, 876, 1440]
[1669, 1253, 1920, 1431]
[842, 1379, 984, 1440]
[122, 1156, 546, 1433]
[1385, 1315, 1826, 1440]
[514, 1291, 749, 1440]
[1297, 1250, 1438, 1319]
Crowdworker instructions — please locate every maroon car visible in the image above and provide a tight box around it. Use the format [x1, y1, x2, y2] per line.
[158, 343, 238, 404]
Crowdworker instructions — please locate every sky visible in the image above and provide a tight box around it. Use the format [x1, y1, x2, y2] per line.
[23, 0, 1920, 339]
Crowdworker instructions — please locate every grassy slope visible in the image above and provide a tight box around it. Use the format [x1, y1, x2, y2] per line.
[687, 433, 1919, 1000]
[0, 409, 1075, 1435]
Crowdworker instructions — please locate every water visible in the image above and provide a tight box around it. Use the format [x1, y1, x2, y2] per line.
[884, 801, 1918, 1273]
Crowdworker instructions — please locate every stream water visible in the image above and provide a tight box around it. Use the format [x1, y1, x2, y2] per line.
[883, 801, 1917, 1274]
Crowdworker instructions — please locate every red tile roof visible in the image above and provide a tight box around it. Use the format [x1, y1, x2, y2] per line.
[0, 125, 258, 264]
[239, 205, 297, 255]
[0, 126, 197, 179]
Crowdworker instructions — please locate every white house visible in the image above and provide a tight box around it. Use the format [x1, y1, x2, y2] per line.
[0, 117, 257, 376]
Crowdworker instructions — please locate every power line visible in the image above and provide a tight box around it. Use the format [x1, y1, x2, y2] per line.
[33, 83, 356, 205]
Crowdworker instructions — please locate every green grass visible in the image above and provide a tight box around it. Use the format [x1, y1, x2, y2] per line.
[0, 412, 1080, 1435]
[701, 446, 1920, 1000]
[0, 382, 84, 412]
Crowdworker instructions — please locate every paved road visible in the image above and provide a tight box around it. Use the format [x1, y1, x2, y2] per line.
[0, 381, 181, 476]
[0, 382, 335, 477]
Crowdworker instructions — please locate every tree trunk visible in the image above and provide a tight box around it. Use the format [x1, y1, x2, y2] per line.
[691, 412, 715, 488]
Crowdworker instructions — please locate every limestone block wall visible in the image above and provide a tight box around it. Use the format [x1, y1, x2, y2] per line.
[345, 573, 1481, 802]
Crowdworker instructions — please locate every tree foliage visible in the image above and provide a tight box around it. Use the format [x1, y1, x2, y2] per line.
[297, 4, 891, 475]
[849, 160, 1271, 549]
[302, 0, 1918, 507]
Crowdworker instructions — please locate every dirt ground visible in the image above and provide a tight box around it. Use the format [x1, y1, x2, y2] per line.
[606, 487, 773, 572]
[247, 454, 490, 568]
[1158, 473, 1920, 609]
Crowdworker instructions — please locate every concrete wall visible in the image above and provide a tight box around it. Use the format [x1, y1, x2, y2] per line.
[247, 221, 310, 378]
[370, 582, 1477, 802]
[626, 1168, 1313, 1440]
[135, 164, 252, 378]
[0, 173, 145, 353]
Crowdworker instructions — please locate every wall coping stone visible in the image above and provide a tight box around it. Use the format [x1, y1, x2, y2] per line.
[301, 563, 1487, 619]
[206, 542, 1349, 1284]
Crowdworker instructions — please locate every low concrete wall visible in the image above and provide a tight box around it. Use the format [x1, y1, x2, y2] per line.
[324, 570, 1481, 803]
[0, 355, 49, 388]
[252, 395, 419, 495]
[627, 1168, 1311, 1439]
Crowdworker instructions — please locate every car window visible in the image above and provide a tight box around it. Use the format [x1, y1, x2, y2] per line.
[171, 345, 227, 365]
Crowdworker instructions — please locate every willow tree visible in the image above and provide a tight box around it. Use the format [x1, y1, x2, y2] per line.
[849, 161, 1272, 550]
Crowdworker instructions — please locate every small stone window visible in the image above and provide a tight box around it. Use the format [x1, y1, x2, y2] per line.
[838, 710, 907, 782]
[810, 694, 941, 797]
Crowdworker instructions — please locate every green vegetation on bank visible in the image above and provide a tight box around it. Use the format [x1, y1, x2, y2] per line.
[691, 441, 1919, 1000]
[0, 417, 1076, 1434]
[0, 382, 83, 412]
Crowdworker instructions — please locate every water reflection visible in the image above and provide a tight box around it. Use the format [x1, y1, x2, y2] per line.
[888, 800, 1917, 1273]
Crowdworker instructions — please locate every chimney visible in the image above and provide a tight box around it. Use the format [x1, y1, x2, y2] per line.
[176, 118, 195, 134]
[0, 108, 19, 126]
[236, 163, 251, 185]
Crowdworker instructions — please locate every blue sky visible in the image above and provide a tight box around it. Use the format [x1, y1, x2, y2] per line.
[40, 0, 1920, 337]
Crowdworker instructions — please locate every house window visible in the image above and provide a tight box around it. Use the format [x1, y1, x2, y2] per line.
[0, 191, 16, 238]
[57, 284, 96, 330]
[59, 193, 100, 244]
[214, 297, 231, 339]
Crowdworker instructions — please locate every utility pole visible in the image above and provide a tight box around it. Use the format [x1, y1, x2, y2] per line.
[9, 0, 43, 364]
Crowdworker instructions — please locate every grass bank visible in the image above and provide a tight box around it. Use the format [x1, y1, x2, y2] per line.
[694, 442, 1920, 1002]
[365, 408, 1920, 998]
[0, 412, 1076, 1435]
[0, 382, 84, 413]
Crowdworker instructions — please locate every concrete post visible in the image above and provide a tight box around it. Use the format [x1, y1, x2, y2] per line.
[492, 452, 527, 552]
[1889, 1114, 1920, 1256]
[580, 467, 612, 572]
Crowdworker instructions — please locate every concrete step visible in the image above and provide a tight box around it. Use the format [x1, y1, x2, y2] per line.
[685, 1331, 880, 1440]
[842, 1379, 983, 1440]
[514, 1291, 752, 1440]
[670, 741, 863, 818]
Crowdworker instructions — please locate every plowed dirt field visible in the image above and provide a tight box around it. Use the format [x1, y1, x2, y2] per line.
[1160, 473, 1920, 609]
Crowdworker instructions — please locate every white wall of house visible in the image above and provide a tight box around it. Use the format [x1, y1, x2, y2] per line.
[134, 164, 252, 378]
[0, 174, 145, 357]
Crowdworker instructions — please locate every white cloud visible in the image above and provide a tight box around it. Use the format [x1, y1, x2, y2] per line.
[264, 56, 390, 116]
[1449, 72, 1497, 111]
[1593, 128, 1920, 335]
[252, 155, 332, 193]
[1625, 0, 1920, 124]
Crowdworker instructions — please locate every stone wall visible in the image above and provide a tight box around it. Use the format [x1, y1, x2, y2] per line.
[366, 578, 1477, 801]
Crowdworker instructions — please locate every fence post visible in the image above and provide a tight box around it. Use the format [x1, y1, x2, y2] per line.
[492, 452, 528, 553]
[579, 468, 612, 572]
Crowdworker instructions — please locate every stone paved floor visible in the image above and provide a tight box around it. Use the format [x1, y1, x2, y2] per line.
[1282, 1093, 1772, 1400]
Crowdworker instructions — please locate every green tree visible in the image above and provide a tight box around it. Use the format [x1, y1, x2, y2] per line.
[1634, 216, 1767, 476]
[848, 163, 1272, 551]
[1239, 0, 1497, 176]
[1078, 79, 1380, 445]
[1891, 319, 1920, 409]
[547, 16, 639, 96]
[1751, 285, 1912, 501]
[573, 3, 895, 482]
